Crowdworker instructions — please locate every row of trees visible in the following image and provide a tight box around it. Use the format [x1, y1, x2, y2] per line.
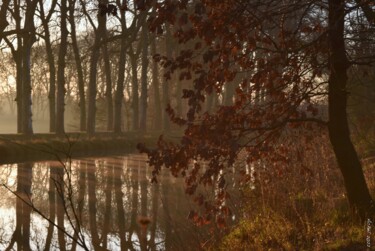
[1, 0, 238, 135]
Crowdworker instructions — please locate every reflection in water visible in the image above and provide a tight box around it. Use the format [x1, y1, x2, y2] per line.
[0, 155, 229, 250]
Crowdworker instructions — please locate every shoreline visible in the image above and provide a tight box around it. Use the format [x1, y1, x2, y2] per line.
[0, 131, 180, 164]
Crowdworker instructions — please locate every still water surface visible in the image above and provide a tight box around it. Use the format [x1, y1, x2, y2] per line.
[0, 154, 225, 251]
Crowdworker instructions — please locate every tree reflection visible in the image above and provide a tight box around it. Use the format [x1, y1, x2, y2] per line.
[0, 156, 225, 250]
[6, 162, 32, 251]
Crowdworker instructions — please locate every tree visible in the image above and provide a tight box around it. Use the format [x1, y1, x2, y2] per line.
[0, 0, 11, 43]
[150, 33, 162, 130]
[39, 0, 57, 133]
[68, 0, 87, 132]
[85, 0, 107, 135]
[21, 0, 39, 136]
[139, 21, 149, 132]
[140, 0, 375, 221]
[113, 0, 128, 134]
[56, 0, 69, 135]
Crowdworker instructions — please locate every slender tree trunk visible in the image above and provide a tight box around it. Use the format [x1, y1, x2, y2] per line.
[139, 24, 149, 132]
[16, 49, 23, 133]
[163, 25, 172, 131]
[56, 0, 68, 135]
[328, 0, 373, 220]
[130, 52, 139, 131]
[21, 1, 38, 136]
[150, 34, 162, 130]
[39, 0, 57, 133]
[69, 0, 86, 131]
[113, 11, 126, 133]
[87, 2, 106, 135]
[11, 0, 23, 134]
[102, 8, 113, 131]
[0, 0, 10, 43]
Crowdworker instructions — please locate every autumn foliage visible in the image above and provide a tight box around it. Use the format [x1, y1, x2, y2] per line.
[139, 0, 375, 224]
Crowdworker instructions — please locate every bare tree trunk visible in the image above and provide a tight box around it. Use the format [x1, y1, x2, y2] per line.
[130, 52, 139, 131]
[87, 1, 106, 135]
[328, 0, 373, 221]
[150, 34, 162, 130]
[69, 0, 86, 131]
[163, 24, 172, 131]
[21, 0, 38, 136]
[0, 0, 10, 43]
[101, 7, 113, 131]
[139, 24, 149, 132]
[56, 0, 68, 135]
[16, 47, 23, 134]
[39, 0, 57, 133]
[113, 9, 127, 133]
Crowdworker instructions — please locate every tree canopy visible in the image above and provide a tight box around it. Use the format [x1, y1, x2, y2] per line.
[139, 0, 375, 223]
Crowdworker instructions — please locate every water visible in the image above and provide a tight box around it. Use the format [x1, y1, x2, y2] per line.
[0, 154, 223, 251]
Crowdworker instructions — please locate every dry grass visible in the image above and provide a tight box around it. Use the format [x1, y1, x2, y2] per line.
[218, 131, 375, 250]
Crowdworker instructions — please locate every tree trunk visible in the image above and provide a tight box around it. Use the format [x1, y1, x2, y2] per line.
[130, 52, 139, 131]
[87, 3, 106, 135]
[102, 9, 113, 131]
[21, 0, 38, 136]
[16, 48, 23, 134]
[328, 0, 373, 221]
[113, 11, 127, 134]
[56, 0, 68, 135]
[139, 24, 149, 132]
[0, 0, 10, 42]
[39, 0, 57, 133]
[163, 24, 172, 131]
[69, 0, 86, 132]
[150, 34, 162, 130]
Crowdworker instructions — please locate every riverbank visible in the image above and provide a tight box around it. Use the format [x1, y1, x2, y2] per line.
[0, 131, 181, 164]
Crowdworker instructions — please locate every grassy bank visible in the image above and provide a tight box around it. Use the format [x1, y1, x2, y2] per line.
[215, 133, 375, 251]
[0, 131, 181, 164]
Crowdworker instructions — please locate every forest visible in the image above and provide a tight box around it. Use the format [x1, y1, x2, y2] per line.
[0, 0, 375, 250]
